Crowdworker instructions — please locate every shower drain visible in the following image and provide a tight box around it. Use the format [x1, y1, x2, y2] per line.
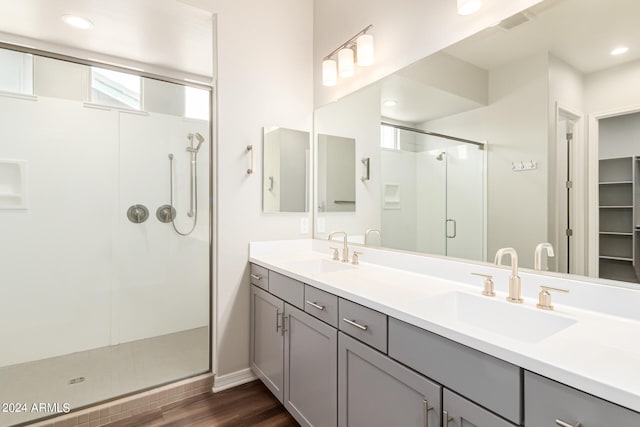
[68, 376, 85, 385]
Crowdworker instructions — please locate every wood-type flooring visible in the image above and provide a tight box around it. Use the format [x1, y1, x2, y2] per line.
[104, 381, 299, 427]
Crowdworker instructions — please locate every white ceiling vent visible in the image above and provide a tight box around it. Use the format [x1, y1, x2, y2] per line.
[497, 11, 535, 31]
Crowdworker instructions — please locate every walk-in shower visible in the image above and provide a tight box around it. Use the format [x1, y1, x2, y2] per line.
[168, 131, 205, 236]
[0, 48, 211, 426]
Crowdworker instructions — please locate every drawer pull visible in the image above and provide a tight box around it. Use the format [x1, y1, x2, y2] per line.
[343, 318, 368, 331]
[250, 274, 263, 281]
[423, 400, 433, 427]
[556, 419, 582, 427]
[443, 410, 454, 427]
[306, 300, 325, 311]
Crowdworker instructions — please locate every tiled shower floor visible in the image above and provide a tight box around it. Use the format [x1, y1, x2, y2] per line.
[0, 327, 209, 426]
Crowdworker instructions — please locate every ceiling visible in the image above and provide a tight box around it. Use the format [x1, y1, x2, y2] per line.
[444, 0, 640, 74]
[381, 0, 640, 124]
[0, 0, 213, 80]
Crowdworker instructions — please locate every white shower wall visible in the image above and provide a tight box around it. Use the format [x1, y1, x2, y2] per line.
[0, 94, 209, 367]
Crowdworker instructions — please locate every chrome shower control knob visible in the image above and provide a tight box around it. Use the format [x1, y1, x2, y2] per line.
[127, 204, 149, 223]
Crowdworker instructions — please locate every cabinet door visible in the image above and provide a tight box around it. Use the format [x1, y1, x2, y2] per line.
[250, 285, 285, 402]
[284, 304, 337, 427]
[442, 389, 516, 427]
[525, 371, 640, 427]
[338, 332, 441, 427]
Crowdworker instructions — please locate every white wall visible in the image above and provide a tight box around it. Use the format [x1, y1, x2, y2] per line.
[599, 113, 640, 159]
[180, 0, 314, 379]
[422, 53, 549, 268]
[585, 59, 640, 115]
[313, 0, 544, 108]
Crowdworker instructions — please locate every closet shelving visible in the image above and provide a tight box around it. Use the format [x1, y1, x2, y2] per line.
[598, 156, 638, 281]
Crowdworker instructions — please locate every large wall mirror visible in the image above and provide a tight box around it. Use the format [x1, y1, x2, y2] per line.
[314, 0, 640, 287]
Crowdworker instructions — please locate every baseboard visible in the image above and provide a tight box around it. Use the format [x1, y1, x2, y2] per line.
[212, 367, 257, 392]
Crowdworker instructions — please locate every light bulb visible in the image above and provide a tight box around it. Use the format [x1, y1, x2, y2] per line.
[611, 46, 629, 56]
[61, 14, 94, 30]
[357, 34, 374, 66]
[322, 59, 337, 87]
[457, 0, 483, 15]
[338, 48, 355, 78]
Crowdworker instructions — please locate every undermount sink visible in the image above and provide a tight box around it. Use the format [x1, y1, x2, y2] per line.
[412, 291, 577, 343]
[288, 258, 356, 275]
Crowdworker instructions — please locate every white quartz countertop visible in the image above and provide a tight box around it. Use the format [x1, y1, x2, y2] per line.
[249, 240, 640, 413]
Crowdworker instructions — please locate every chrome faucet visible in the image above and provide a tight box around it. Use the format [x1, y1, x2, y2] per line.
[494, 248, 522, 303]
[328, 231, 349, 263]
[364, 229, 382, 246]
[534, 243, 555, 271]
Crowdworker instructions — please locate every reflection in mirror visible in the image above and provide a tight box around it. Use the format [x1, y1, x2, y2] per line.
[263, 126, 310, 213]
[317, 134, 356, 212]
[313, 0, 640, 286]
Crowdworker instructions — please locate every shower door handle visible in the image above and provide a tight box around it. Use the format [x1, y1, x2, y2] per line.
[446, 219, 457, 238]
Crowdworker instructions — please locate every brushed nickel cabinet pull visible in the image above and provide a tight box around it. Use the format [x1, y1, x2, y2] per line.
[342, 318, 368, 331]
[281, 313, 289, 336]
[246, 145, 254, 174]
[423, 400, 433, 427]
[556, 419, 582, 427]
[306, 300, 325, 311]
[443, 410, 454, 427]
[275, 309, 281, 332]
[250, 274, 262, 281]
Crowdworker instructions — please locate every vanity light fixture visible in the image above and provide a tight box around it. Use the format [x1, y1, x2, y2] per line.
[322, 25, 374, 87]
[611, 46, 629, 56]
[457, 0, 483, 15]
[61, 14, 94, 30]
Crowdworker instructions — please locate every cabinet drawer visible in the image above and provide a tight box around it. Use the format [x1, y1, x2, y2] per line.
[338, 298, 387, 353]
[444, 389, 517, 427]
[250, 263, 269, 290]
[304, 285, 339, 328]
[524, 371, 640, 427]
[388, 318, 521, 425]
[269, 271, 304, 309]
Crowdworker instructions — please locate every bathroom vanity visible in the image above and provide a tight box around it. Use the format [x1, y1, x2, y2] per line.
[249, 239, 640, 427]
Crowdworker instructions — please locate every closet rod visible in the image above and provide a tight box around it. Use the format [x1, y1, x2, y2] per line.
[381, 122, 485, 148]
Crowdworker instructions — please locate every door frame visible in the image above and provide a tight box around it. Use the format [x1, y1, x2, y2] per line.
[587, 103, 640, 277]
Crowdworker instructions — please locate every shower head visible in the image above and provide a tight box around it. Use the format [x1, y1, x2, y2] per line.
[436, 152, 446, 161]
[186, 132, 205, 152]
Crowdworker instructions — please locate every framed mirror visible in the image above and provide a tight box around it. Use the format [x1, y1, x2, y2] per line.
[263, 126, 310, 213]
[313, 0, 640, 287]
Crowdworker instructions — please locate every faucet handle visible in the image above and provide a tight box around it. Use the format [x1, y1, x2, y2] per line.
[329, 247, 340, 261]
[536, 286, 569, 311]
[352, 251, 363, 265]
[471, 273, 495, 297]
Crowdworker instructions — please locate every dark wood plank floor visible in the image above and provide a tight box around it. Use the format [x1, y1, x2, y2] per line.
[105, 381, 299, 427]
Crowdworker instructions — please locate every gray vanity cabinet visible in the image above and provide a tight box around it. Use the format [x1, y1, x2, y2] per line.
[443, 389, 517, 427]
[284, 304, 338, 427]
[338, 332, 442, 427]
[524, 371, 640, 426]
[250, 285, 285, 402]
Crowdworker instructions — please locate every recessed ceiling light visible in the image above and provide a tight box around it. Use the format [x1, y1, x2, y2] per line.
[611, 46, 629, 56]
[62, 14, 94, 30]
[457, 0, 483, 16]
[383, 100, 397, 107]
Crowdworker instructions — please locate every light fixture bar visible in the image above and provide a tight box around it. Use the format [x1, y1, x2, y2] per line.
[323, 24, 373, 61]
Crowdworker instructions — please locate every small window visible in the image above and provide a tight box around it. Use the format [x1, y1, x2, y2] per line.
[381, 125, 399, 150]
[185, 86, 210, 120]
[90, 67, 141, 110]
[0, 48, 33, 94]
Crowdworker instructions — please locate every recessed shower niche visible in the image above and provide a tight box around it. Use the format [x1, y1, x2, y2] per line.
[0, 159, 27, 209]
